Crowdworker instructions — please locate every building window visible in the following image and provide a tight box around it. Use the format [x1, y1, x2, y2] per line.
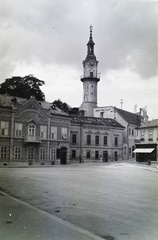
[87, 135, 91, 145]
[132, 129, 134, 136]
[15, 123, 22, 137]
[129, 128, 131, 135]
[28, 147, 34, 160]
[90, 72, 93, 77]
[86, 150, 91, 159]
[14, 146, 21, 161]
[51, 126, 57, 139]
[95, 150, 99, 159]
[72, 134, 77, 144]
[1, 121, 9, 136]
[124, 146, 126, 155]
[140, 131, 144, 141]
[72, 150, 76, 159]
[28, 124, 35, 137]
[40, 125, 47, 139]
[61, 127, 68, 140]
[100, 112, 104, 118]
[132, 146, 135, 158]
[95, 136, 99, 145]
[50, 148, 56, 160]
[0, 146, 7, 160]
[104, 136, 108, 145]
[129, 147, 132, 155]
[148, 131, 153, 141]
[114, 151, 118, 161]
[114, 137, 118, 146]
[39, 148, 46, 161]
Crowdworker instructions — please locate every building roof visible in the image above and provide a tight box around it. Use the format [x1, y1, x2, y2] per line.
[0, 94, 27, 107]
[0, 94, 68, 116]
[138, 119, 158, 129]
[71, 115, 124, 128]
[40, 101, 68, 116]
[116, 108, 141, 125]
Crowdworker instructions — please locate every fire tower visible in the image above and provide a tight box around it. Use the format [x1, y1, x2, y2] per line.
[79, 26, 100, 117]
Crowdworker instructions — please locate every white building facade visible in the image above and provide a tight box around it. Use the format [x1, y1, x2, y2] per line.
[94, 106, 141, 159]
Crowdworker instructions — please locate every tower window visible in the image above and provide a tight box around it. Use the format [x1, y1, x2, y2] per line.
[90, 72, 93, 77]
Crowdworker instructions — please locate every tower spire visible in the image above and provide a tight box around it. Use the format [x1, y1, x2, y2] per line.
[90, 25, 93, 40]
[87, 25, 95, 57]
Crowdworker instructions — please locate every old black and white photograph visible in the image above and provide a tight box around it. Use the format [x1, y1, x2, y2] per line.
[0, 0, 158, 240]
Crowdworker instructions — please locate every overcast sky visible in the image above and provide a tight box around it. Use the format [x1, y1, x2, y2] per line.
[0, 0, 158, 119]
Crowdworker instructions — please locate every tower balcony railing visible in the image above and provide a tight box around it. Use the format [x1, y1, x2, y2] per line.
[80, 73, 100, 80]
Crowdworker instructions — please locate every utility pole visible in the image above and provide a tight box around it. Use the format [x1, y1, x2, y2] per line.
[120, 99, 123, 109]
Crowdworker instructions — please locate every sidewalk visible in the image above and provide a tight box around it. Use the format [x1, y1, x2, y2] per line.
[0, 191, 104, 240]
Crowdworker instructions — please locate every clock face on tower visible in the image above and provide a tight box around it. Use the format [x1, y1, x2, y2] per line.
[89, 60, 95, 66]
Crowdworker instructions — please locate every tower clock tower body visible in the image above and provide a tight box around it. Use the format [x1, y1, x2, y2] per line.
[79, 26, 100, 117]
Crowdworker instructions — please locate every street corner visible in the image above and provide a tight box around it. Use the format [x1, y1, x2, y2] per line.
[0, 190, 105, 240]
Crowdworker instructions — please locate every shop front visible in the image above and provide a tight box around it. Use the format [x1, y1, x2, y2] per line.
[133, 144, 157, 162]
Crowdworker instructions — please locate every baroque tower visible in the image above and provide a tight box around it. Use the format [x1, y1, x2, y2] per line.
[79, 26, 100, 117]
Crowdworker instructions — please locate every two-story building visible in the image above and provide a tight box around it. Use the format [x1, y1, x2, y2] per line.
[134, 119, 158, 162]
[93, 106, 143, 160]
[0, 94, 125, 166]
[0, 94, 71, 167]
[70, 115, 124, 162]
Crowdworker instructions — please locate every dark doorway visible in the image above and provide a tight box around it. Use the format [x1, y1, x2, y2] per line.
[60, 147, 67, 165]
[103, 151, 108, 162]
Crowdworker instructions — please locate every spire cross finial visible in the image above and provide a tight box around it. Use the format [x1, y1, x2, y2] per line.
[89, 25, 93, 40]
[90, 25, 93, 32]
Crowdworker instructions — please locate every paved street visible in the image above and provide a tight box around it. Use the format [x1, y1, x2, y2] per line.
[0, 162, 158, 240]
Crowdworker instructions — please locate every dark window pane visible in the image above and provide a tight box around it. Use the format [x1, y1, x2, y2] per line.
[87, 135, 91, 145]
[72, 134, 77, 144]
[95, 135, 99, 145]
[104, 136, 107, 145]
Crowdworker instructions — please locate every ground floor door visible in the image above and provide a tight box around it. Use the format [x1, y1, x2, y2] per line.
[27, 147, 35, 165]
[60, 147, 67, 165]
[103, 151, 108, 162]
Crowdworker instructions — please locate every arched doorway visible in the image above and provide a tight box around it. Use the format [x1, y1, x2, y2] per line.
[60, 147, 67, 165]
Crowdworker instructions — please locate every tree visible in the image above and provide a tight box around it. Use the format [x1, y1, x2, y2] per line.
[53, 99, 69, 113]
[0, 74, 45, 101]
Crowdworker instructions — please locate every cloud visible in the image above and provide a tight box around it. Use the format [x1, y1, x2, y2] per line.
[0, 0, 157, 119]
[0, 0, 157, 79]
[95, 1, 158, 78]
[99, 68, 158, 119]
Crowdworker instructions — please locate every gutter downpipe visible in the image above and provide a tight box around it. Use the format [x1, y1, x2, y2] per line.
[127, 123, 129, 159]
[79, 121, 82, 163]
